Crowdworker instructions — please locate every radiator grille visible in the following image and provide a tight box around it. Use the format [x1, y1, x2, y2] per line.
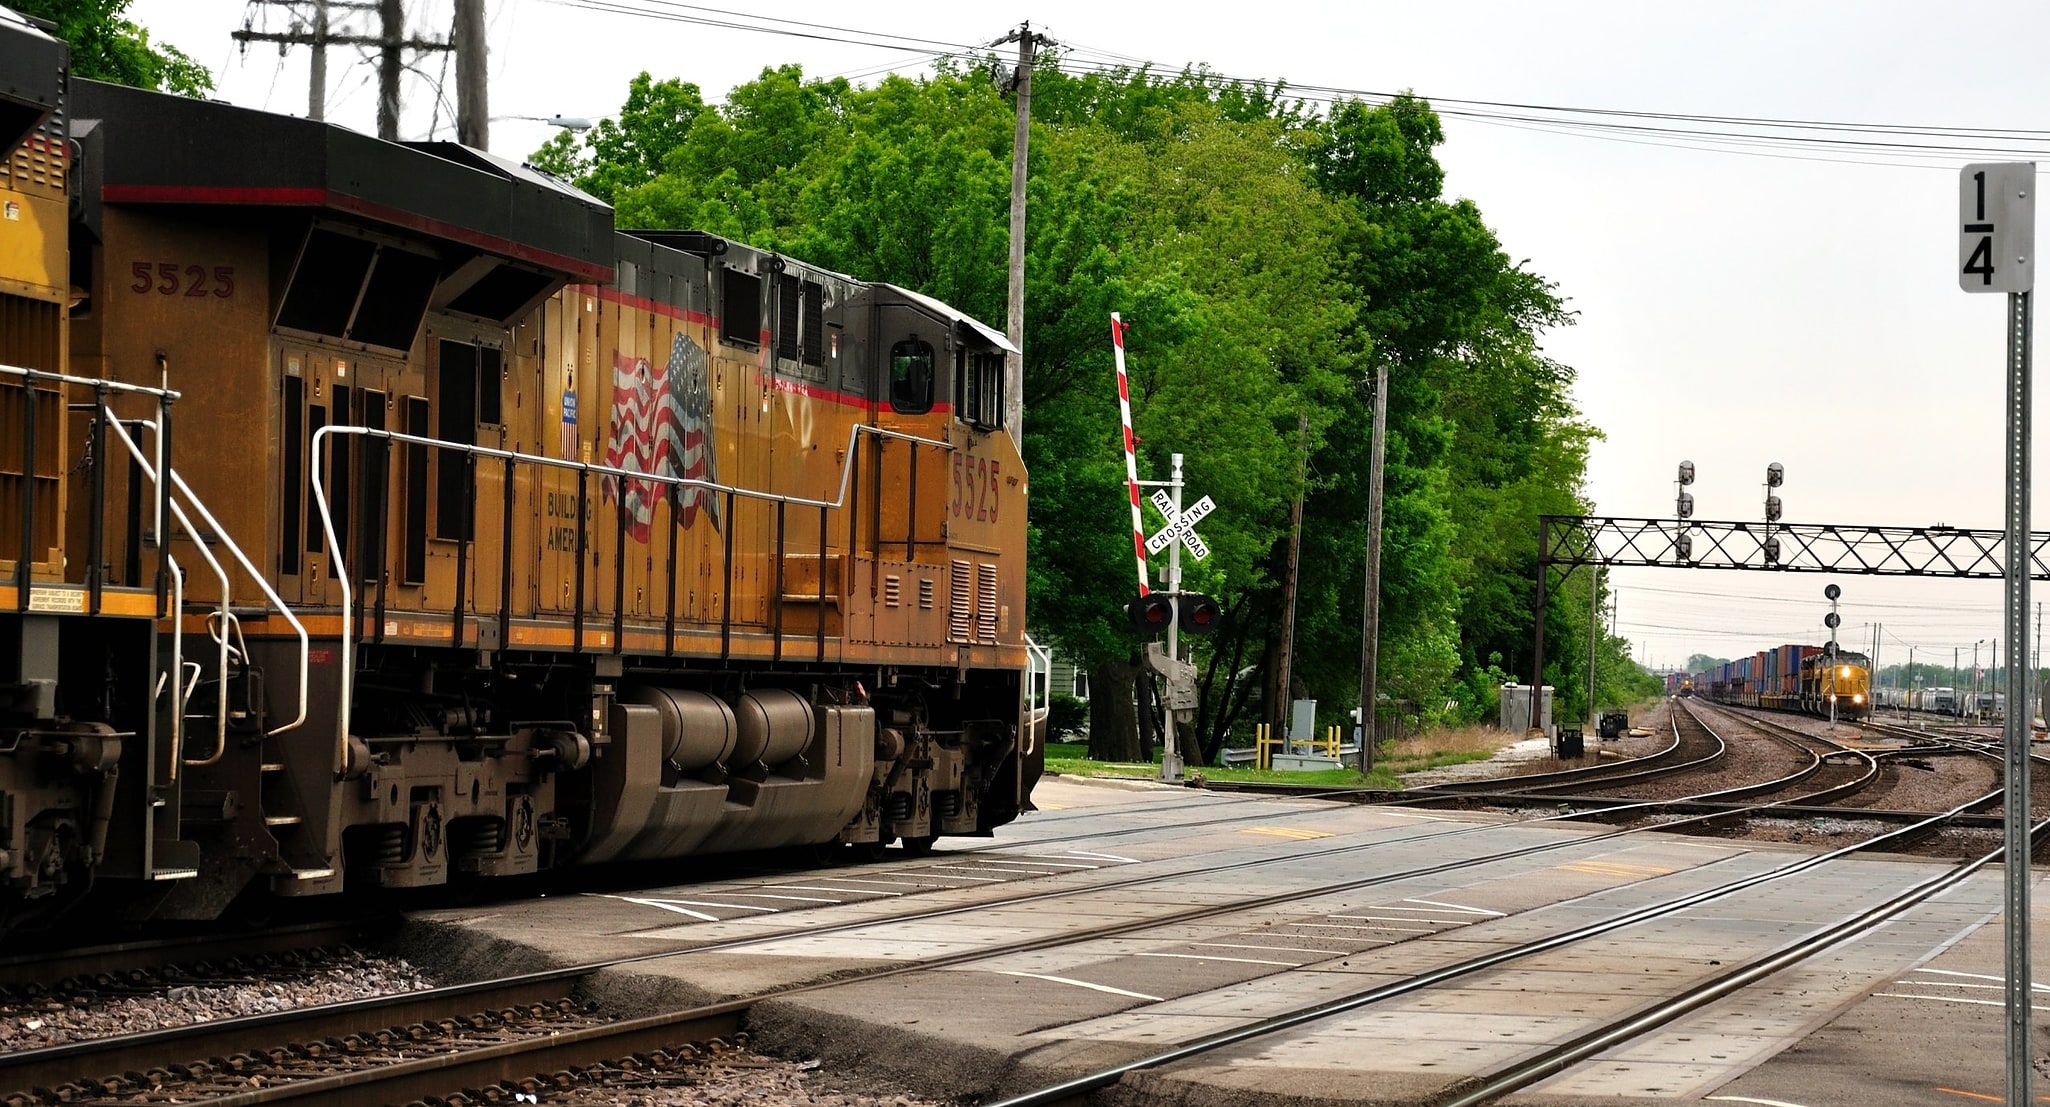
[976, 563, 998, 642]
[948, 560, 971, 641]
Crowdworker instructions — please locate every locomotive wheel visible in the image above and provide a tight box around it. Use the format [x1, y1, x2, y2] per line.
[898, 835, 937, 857]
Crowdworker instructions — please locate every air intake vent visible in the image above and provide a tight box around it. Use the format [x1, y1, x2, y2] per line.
[884, 575, 901, 608]
[949, 560, 971, 642]
[976, 563, 998, 643]
[919, 578, 934, 610]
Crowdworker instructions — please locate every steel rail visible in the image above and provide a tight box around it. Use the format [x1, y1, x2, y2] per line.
[7, 726, 1910, 1099]
[1441, 817, 2050, 1106]
[1417, 711, 1703, 793]
[0, 920, 385, 995]
[979, 786, 2014, 1107]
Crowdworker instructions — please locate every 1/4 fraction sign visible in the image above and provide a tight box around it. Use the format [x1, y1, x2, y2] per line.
[1959, 162, 2035, 294]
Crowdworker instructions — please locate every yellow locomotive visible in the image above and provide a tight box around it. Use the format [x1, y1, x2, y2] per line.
[1689, 643, 1870, 722]
[0, 18, 1039, 931]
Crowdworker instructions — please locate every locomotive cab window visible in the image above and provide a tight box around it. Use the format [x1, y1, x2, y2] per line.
[889, 338, 934, 414]
[720, 268, 761, 347]
[956, 349, 1003, 431]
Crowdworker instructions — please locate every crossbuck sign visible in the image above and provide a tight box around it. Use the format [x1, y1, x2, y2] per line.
[1146, 489, 1214, 561]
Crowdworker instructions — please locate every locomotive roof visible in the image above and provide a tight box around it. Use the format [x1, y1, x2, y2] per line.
[0, 6, 63, 150]
[72, 79, 614, 283]
[872, 283, 1018, 354]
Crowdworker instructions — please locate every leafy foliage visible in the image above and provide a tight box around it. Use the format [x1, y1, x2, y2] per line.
[13, 0, 212, 96]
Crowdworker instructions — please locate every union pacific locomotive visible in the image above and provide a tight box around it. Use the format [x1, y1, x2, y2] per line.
[0, 10, 1040, 935]
[1687, 643, 1871, 721]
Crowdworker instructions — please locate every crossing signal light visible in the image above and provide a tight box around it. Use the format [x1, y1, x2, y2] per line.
[1126, 594, 1175, 637]
[1177, 593, 1221, 636]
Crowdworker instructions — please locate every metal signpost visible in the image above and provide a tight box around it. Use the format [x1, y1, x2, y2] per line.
[1141, 456, 1214, 782]
[1959, 160, 2035, 1105]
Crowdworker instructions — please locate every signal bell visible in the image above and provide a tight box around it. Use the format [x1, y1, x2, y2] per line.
[1126, 594, 1175, 637]
[1177, 593, 1221, 636]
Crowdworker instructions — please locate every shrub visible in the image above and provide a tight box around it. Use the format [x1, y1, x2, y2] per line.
[1046, 693, 1089, 741]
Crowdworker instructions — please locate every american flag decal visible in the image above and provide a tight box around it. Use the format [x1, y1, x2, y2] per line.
[602, 333, 720, 542]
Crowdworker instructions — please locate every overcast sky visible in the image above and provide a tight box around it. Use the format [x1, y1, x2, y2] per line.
[124, 0, 2050, 681]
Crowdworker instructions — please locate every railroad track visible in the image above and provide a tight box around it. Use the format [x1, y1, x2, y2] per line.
[0, 919, 392, 998]
[11, 706, 2026, 1105]
[978, 796, 2047, 1107]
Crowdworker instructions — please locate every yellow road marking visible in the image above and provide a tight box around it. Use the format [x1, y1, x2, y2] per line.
[1244, 826, 1333, 840]
[1558, 860, 1674, 879]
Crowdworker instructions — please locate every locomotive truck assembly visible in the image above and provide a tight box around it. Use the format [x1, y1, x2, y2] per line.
[0, 9, 1040, 935]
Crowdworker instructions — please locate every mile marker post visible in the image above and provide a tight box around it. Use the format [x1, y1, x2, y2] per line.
[1959, 160, 2036, 1105]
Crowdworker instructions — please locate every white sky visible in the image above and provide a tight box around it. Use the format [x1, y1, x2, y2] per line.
[122, 0, 2050, 678]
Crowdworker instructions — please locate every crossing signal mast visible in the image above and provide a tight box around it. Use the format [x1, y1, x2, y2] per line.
[1108, 313, 1220, 782]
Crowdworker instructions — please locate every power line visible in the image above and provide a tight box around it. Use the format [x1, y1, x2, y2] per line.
[531, 1, 2050, 169]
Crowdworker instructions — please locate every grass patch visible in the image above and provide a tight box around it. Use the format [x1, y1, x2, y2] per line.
[1042, 726, 1532, 790]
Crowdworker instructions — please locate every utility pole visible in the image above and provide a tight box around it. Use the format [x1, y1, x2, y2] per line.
[1357, 361, 1389, 773]
[454, 0, 488, 148]
[233, 0, 451, 140]
[309, 0, 328, 119]
[1273, 413, 1310, 738]
[997, 21, 1053, 448]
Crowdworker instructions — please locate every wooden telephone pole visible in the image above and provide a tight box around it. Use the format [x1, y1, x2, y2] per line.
[234, 0, 474, 143]
[996, 21, 1053, 447]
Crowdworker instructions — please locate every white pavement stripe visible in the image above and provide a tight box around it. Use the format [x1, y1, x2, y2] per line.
[983, 858, 1100, 869]
[715, 893, 844, 904]
[602, 896, 717, 921]
[1291, 922, 1409, 932]
[1875, 992, 2050, 1011]
[910, 869, 1009, 881]
[957, 864, 1066, 874]
[1325, 915, 1464, 928]
[1191, 942, 1346, 955]
[1706, 1097, 1820, 1107]
[1915, 968, 2050, 990]
[1401, 898, 1506, 916]
[646, 899, 779, 913]
[770, 885, 902, 896]
[991, 971, 1163, 1001]
[1137, 952, 1302, 967]
[795, 877, 926, 888]
[1062, 851, 1139, 863]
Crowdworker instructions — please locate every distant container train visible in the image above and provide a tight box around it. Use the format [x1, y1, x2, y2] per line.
[1665, 644, 1871, 721]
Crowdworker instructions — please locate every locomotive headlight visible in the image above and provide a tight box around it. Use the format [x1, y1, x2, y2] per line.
[1854, 694, 1865, 704]
[1839, 666, 1851, 679]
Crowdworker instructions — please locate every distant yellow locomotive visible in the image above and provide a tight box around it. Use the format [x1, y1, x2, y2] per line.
[1689, 643, 1870, 721]
[0, 13, 1039, 933]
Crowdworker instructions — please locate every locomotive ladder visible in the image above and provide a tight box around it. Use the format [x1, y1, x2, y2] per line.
[2, 364, 312, 875]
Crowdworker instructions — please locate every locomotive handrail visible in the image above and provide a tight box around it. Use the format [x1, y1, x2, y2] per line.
[1023, 634, 1051, 757]
[105, 415, 235, 766]
[310, 420, 962, 775]
[1, 363, 178, 612]
[0, 363, 183, 400]
[122, 419, 311, 741]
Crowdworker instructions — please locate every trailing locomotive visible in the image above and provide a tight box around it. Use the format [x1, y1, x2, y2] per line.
[0, 12, 1040, 935]
[1688, 643, 1871, 721]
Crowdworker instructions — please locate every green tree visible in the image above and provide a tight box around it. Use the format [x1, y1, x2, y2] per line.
[12, 0, 212, 96]
[539, 65, 1625, 767]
